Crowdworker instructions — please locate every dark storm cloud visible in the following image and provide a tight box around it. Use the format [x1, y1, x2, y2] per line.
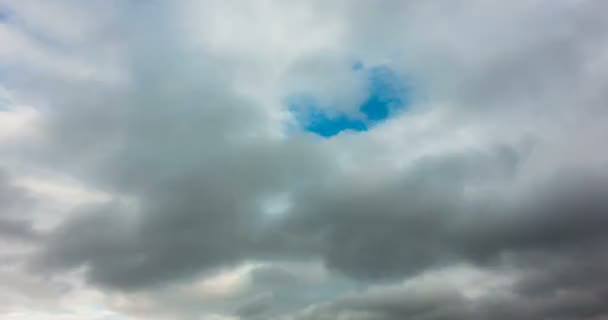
[285, 155, 608, 276]
[34, 142, 520, 289]
[455, 171, 608, 263]
[279, 144, 521, 279]
[35, 132, 608, 298]
[276, 166, 608, 320]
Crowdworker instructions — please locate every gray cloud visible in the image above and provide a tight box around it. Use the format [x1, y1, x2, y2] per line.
[1, 0, 608, 319]
[0, 217, 40, 242]
[0, 169, 41, 243]
[0, 169, 28, 214]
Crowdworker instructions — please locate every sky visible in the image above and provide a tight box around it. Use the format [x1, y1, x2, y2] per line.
[1, 1, 608, 319]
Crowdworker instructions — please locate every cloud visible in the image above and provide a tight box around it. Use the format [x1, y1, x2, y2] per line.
[0, 169, 43, 244]
[1, 0, 608, 319]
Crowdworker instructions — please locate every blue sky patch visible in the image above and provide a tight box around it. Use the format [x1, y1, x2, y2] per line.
[288, 96, 368, 137]
[289, 63, 409, 137]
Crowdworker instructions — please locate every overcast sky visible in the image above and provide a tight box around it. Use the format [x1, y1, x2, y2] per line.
[1, 1, 608, 319]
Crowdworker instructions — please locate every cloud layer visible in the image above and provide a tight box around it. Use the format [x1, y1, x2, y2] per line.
[1, 0, 608, 319]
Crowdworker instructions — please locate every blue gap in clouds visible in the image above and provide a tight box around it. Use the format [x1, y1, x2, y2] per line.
[360, 66, 407, 121]
[289, 63, 408, 138]
[288, 95, 368, 137]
